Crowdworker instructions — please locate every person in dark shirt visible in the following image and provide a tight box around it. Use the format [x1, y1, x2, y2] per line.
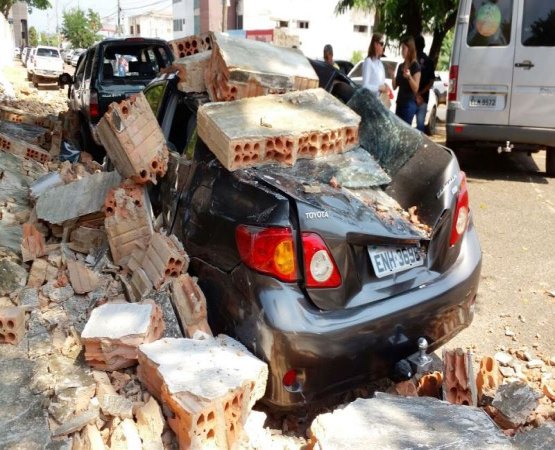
[393, 35, 421, 125]
[415, 35, 436, 132]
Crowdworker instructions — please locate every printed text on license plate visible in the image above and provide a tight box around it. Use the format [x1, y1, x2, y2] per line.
[368, 245, 424, 278]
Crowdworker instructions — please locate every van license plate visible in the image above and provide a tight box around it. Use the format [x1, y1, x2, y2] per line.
[368, 245, 425, 278]
[469, 95, 496, 108]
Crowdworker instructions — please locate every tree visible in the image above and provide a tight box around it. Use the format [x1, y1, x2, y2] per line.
[28, 25, 38, 46]
[61, 7, 101, 49]
[40, 31, 58, 46]
[335, 0, 459, 66]
[1, 0, 50, 19]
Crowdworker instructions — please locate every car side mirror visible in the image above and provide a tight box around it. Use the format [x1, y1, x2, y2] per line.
[58, 73, 73, 86]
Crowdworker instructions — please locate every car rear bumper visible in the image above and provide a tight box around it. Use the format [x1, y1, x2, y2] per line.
[196, 220, 482, 410]
[33, 70, 62, 81]
[446, 115, 555, 148]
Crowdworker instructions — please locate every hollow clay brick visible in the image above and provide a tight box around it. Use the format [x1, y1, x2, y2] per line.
[174, 51, 211, 93]
[140, 233, 189, 289]
[197, 88, 360, 171]
[171, 274, 212, 338]
[476, 356, 501, 402]
[66, 260, 99, 294]
[0, 105, 56, 130]
[138, 336, 268, 450]
[96, 93, 169, 185]
[0, 131, 51, 164]
[169, 33, 211, 58]
[81, 302, 164, 370]
[417, 371, 443, 398]
[21, 222, 46, 262]
[443, 348, 477, 406]
[0, 307, 26, 345]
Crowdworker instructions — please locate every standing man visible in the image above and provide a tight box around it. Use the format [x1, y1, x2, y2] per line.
[323, 44, 340, 70]
[415, 35, 436, 133]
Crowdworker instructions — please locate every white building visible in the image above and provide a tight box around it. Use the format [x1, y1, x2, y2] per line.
[172, 0, 375, 61]
[128, 7, 173, 41]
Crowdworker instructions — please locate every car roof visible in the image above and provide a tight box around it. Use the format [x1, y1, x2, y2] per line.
[36, 46, 59, 50]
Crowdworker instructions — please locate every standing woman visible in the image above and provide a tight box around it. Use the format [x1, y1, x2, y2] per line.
[393, 35, 421, 125]
[362, 33, 387, 97]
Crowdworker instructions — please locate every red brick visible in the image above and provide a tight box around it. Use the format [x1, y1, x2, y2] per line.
[141, 233, 189, 289]
[21, 222, 46, 262]
[0, 307, 26, 345]
[67, 260, 99, 294]
[171, 274, 212, 338]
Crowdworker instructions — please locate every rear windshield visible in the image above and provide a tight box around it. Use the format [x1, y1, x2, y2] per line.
[467, 0, 513, 47]
[37, 48, 60, 58]
[101, 43, 172, 81]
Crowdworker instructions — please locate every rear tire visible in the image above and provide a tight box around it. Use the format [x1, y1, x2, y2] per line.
[79, 120, 105, 163]
[425, 106, 437, 136]
[546, 148, 555, 177]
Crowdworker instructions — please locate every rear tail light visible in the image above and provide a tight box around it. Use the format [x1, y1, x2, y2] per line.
[302, 233, 341, 288]
[448, 65, 458, 102]
[235, 225, 297, 282]
[449, 172, 470, 246]
[89, 89, 99, 119]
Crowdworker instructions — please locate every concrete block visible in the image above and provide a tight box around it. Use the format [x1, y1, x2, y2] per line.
[174, 51, 210, 93]
[492, 382, 542, 429]
[135, 396, 165, 448]
[35, 171, 121, 225]
[309, 393, 513, 449]
[197, 88, 360, 171]
[205, 32, 318, 102]
[0, 306, 26, 345]
[138, 336, 268, 450]
[96, 93, 169, 185]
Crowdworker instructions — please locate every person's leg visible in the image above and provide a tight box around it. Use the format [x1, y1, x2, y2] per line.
[396, 100, 418, 125]
[416, 102, 427, 132]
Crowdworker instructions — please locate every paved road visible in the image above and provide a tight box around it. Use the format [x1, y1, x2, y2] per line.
[432, 115, 555, 361]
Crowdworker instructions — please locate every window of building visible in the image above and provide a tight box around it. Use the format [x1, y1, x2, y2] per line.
[297, 20, 309, 29]
[277, 20, 289, 28]
[236, 14, 243, 30]
[194, 15, 200, 34]
[353, 25, 368, 33]
[137, 24, 141, 34]
[130, 25, 134, 35]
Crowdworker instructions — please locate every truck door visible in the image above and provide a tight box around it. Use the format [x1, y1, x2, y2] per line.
[453, 0, 518, 126]
[509, 0, 555, 128]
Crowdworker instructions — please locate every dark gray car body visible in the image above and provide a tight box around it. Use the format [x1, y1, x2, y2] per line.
[145, 70, 482, 410]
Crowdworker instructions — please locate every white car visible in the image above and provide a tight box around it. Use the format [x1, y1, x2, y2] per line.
[30, 46, 64, 87]
[348, 58, 438, 135]
[26, 47, 37, 80]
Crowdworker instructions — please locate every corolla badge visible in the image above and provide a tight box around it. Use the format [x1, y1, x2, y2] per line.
[436, 175, 457, 199]
[305, 211, 329, 219]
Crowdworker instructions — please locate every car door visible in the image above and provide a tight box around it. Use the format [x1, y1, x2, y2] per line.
[455, 0, 517, 126]
[509, 0, 555, 128]
[71, 54, 86, 112]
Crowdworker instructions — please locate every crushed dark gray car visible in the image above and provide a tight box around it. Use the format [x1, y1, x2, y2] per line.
[144, 71, 482, 410]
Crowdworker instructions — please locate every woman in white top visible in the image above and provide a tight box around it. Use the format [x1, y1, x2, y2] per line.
[362, 33, 387, 96]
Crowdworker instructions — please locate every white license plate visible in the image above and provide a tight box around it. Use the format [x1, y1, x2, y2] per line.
[469, 95, 496, 108]
[368, 245, 425, 278]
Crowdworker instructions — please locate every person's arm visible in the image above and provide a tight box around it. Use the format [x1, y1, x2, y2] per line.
[405, 64, 421, 95]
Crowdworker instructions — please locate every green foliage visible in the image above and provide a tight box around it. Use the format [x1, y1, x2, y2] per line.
[39, 31, 59, 46]
[335, 0, 459, 65]
[437, 29, 453, 71]
[28, 26, 38, 47]
[61, 7, 101, 49]
[351, 50, 364, 65]
[0, 0, 50, 19]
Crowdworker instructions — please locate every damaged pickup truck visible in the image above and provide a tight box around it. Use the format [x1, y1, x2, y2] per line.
[144, 72, 482, 410]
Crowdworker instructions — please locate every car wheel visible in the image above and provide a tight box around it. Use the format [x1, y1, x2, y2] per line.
[425, 106, 437, 136]
[79, 120, 105, 163]
[546, 147, 555, 178]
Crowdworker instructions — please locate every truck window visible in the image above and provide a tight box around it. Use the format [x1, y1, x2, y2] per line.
[522, 0, 555, 46]
[467, 0, 513, 47]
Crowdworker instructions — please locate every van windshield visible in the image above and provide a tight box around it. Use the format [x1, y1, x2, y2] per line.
[467, 0, 513, 47]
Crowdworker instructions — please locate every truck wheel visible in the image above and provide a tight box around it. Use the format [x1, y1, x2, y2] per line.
[425, 106, 437, 136]
[79, 120, 105, 163]
[546, 147, 555, 177]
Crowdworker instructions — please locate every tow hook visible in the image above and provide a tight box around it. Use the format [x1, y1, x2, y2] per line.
[497, 141, 514, 153]
[407, 337, 434, 374]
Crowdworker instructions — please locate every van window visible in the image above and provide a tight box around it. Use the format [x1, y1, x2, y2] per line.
[467, 0, 513, 47]
[522, 0, 555, 46]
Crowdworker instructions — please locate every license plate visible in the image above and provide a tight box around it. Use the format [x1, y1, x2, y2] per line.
[469, 95, 496, 108]
[368, 245, 425, 278]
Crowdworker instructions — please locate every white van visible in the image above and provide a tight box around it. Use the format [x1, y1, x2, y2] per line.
[446, 0, 555, 176]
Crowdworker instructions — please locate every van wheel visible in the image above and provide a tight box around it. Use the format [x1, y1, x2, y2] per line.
[425, 106, 437, 136]
[546, 148, 555, 177]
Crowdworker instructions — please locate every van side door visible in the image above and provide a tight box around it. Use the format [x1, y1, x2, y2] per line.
[509, 1, 555, 128]
[452, 0, 518, 126]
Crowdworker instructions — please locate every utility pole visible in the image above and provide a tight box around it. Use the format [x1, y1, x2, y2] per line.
[117, 0, 121, 35]
[222, 0, 228, 32]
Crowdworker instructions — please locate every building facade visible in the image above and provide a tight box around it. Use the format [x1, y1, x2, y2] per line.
[9, 1, 28, 49]
[172, 0, 374, 61]
[128, 8, 173, 41]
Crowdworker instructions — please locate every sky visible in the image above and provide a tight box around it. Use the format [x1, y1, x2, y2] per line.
[28, 0, 171, 34]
